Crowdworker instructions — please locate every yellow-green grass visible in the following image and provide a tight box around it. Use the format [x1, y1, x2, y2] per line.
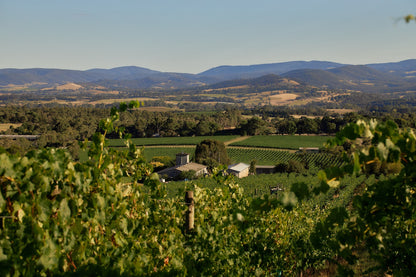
[0, 123, 22, 132]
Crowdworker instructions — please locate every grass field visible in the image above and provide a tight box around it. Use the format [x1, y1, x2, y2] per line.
[140, 146, 344, 170]
[229, 135, 332, 149]
[108, 135, 240, 147]
[143, 147, 196, 161]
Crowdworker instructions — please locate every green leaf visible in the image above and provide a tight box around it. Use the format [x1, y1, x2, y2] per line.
[0, 192, 5, 213]
[0, 247, 7, 261]
[128, 100, 140, 109]
[290, 182, 310, 202]
[281, 191, 298, 208]
[38, 238, 59, 270]
[119, 102, 127, 112]
[59, 199, 71, 223]
[377, 142, 388, 161]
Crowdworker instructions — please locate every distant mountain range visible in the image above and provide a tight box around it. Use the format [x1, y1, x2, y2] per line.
[1, 59, 416, 92]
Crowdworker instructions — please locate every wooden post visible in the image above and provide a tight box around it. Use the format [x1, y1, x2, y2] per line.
[185, 191, 194, 232]
[254, 188, 258, 196]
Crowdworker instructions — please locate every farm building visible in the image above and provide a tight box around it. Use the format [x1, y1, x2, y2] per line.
[228, 163, 250, 178]
[157, 153, 208, 181]
[298, 147, 320, 153]
[255, 165, 276, 175]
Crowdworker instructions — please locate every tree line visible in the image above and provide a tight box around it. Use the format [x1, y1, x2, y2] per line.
[2, 105, 416, 157]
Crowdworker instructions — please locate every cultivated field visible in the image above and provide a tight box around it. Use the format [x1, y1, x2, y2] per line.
[105, 134, 341, 171]
[143, 147, 196, 162]
[108, 135, 239, 147]
[229, 135, 332, 149]
[227, 147, 344, 168]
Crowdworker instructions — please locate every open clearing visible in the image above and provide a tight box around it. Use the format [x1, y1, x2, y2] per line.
[0, 123, 22, 132]
[327, 108, 356, 114]
[269, 93, 299, 105]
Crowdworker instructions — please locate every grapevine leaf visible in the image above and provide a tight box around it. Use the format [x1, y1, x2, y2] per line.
[38, 239, 59, 270]
[59, 199, 71, 223]
[119, 102, 127, 112]
[290, 182, 310, 201]
[0, 192, 5, 213]
[377, 142, 388, 161]
[0, 247, 7, 261]
[128, 100, 140, 109]
[281, 191, 298, 208]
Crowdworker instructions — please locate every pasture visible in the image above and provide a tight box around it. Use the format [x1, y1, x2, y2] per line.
[143, 146, 196, 162]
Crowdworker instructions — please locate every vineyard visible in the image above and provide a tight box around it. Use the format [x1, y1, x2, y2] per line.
[0, 145, 371, 276]
[227, 147, 344, 168]
[127, 134, 343, 171]
[229, 135, 332, 149]
[143, 147, 196, 161]
[1, 104, 414, 276]
[140, 146, 344, 170]
[165, 172, 373, 201]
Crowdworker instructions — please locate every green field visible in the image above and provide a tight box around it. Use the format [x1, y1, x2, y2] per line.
[139, 145, 343, 170]
[142, 147, 196, 161]
[230, 135, 332, 149]
[165, 171, 372, 201]
[108, 135, 239, 147]
[227, 147, 344, 169]
[83, 135, 340, 169]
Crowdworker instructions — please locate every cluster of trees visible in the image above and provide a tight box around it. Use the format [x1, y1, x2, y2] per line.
[195, 139, 231, 168]
[0, 106, 242, 156]
[239, 115, 349, 135]
[2, 100, 415, 275]
[2, 104, 416, 159]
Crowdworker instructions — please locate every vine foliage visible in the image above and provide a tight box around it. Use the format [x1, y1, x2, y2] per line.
[313, 119, 416, 276]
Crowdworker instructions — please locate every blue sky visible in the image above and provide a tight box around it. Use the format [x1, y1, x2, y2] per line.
[1, 0, 415, 73]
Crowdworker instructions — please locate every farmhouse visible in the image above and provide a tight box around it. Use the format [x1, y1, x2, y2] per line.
[228, 162, 250, 178]
[157, 153, 208, 181]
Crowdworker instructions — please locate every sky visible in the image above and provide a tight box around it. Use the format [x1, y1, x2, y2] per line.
[1, 0, 416, 73]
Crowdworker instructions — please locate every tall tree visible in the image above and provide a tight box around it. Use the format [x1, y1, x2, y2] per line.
[195, 139, 230, 168]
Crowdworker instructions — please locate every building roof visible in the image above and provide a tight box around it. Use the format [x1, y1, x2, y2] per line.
[177, 162, 207, 172]
[157, 162, 207, 179]
[228, 162, 250, 173]
[255, 165, 276, 169]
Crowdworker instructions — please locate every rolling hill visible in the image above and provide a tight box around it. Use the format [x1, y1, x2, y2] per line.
[1, 59, 415, 92]
[197, 60, 344, 80]
[282, 65, 416, 92]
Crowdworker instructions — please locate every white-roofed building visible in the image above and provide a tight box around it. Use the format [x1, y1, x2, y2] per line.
[227, 162, 250, 178]
[157, 153, 208, 181]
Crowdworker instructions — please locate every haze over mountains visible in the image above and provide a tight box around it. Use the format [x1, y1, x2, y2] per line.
[1, 59, 416, 93]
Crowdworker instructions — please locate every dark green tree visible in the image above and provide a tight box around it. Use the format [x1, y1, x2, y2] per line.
[195, 139, 230, 168]
[249, 159, 257, 175]
[239, 116, 267, 136]
[195, 120, 219, 136]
